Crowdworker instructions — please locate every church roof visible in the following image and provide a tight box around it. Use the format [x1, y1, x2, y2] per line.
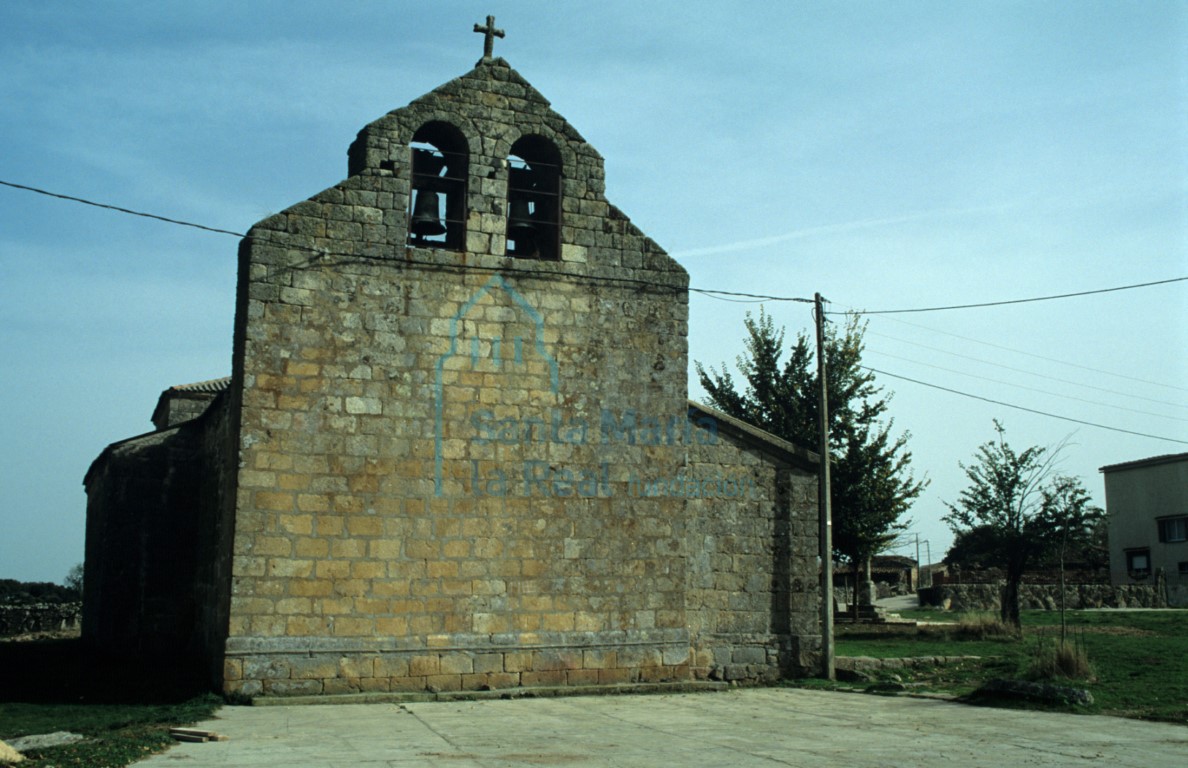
[163, 376, 231, 394]
[688, 400, 819, 470]
[150, 376, 231, 431]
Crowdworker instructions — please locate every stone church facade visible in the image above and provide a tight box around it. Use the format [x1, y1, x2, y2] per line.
[83, 49, 821, 697]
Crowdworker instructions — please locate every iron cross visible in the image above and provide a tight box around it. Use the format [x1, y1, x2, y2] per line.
[474, 15, 505, 59]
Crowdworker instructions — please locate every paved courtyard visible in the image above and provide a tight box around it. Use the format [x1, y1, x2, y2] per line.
[136, 687, 1188, 767]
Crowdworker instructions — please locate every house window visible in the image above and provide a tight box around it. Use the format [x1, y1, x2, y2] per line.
[506, 135, 561, 260]
[1179, 562, 1188, 576]
[1126, 548, 1151, 578]
[408, 121, 468, 250]
[1157, 516, 1187, 543]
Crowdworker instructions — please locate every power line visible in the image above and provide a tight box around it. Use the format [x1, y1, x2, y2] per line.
[865, 349, 1188, 423]
[866, 329, 1188, 411]
[1, 177, 815, 302]
[9, 177, 1185, 445]
[0, 179, 244, 239]
[834, 276, 1187, 315]
[10, 178, 1182, 318]
[864, 365, 1188, 445]
[868, 313, 1188, 394]
[5, 177, 1182, 407]
[691, 288, 811, 303]
[0, 178, 697, 297]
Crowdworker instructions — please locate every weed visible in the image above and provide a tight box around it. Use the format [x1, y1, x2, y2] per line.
[953, 612, 1018, 640]
[1027, 628, 1094, 681]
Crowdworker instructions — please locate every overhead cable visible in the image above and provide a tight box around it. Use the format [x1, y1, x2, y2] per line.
[863, 366, 1188, 445]
[0, 179, 706, 297]
[865, 349, 1188, 422]
[835, 276, 1187, 315]
[869, 313, 1188, 394]
[0, 179, 244, 238]
[866, 330, 1188, 410]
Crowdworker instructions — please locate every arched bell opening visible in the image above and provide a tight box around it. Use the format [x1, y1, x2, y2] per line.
[408, 121, 468, 250]
[506, 135, 561, 260]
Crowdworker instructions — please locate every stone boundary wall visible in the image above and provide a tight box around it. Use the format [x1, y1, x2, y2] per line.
[918, 583, 1167, 611]
[0, 602, 81, 636]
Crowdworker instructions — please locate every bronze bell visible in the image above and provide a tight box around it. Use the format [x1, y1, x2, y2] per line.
[507, 196, 536, 244]
[410, 189, 446, 236]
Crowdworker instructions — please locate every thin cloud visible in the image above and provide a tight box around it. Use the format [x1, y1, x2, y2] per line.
[672, 200, 1028, 259]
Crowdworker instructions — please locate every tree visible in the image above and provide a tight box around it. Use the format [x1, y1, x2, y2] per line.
[943, 421, 1101, 628]
[697, 309, 927, 597]
[64, 562, 84, 599]
[943, 525, 1010, 571]
[1041, 475, 1105, 642]
[0, 578, 75, 604]
[945, 511, 1106, 574]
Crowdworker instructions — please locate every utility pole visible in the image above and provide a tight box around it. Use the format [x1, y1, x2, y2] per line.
[913, 534, 932, 589]
[915, 534, 921, 591]
[814, 292, 834, 680]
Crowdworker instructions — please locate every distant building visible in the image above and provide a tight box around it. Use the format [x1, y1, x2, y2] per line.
[1100, 452, 1188, 607]
[871, 555, 918, 593]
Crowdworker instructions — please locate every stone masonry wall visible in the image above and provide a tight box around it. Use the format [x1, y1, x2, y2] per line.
[919, 582, 1168, 611]
[83, 424, 204, 652]
[685, 422, 819, 682]
[192, 394, 240, 687]
[0, 602, 81, 636]
[223, 60, 716, 697]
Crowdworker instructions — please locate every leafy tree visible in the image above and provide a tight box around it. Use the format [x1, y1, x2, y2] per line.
[943, 421, 1101, 628]
[945, 510, 1106, 574]
[943, 524, 1007, 571]
[697, 309, 927, 597]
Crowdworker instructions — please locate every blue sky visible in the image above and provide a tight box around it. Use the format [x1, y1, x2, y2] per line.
[1, 1, 1185, 583]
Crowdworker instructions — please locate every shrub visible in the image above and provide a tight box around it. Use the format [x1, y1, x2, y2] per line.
[954, 612, 1018, 640]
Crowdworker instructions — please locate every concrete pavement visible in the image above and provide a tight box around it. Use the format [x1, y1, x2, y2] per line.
[135, 687, 1188, 767]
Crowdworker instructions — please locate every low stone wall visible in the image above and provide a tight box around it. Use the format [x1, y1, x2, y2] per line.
[0, 602, 82, 636]
[837, 655, 983, 675]
[918, 583, 1166, 611]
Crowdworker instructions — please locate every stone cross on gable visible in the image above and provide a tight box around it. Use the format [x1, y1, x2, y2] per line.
[474, 15, 505, 59]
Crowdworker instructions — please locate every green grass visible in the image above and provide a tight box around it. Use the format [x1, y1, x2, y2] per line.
[0, 696, 223, 767]
[815, 609, 1188, 723]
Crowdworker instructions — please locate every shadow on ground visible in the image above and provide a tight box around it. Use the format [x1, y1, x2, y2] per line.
[0, 638, 209, 704]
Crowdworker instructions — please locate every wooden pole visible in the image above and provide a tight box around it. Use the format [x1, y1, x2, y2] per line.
[815, 292, 834, 680]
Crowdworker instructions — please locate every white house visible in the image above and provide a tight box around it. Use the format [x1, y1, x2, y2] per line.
[1101, 452, 1188, 607]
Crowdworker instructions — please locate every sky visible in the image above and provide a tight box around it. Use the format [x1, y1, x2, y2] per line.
[1, 1, 1185, 584]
